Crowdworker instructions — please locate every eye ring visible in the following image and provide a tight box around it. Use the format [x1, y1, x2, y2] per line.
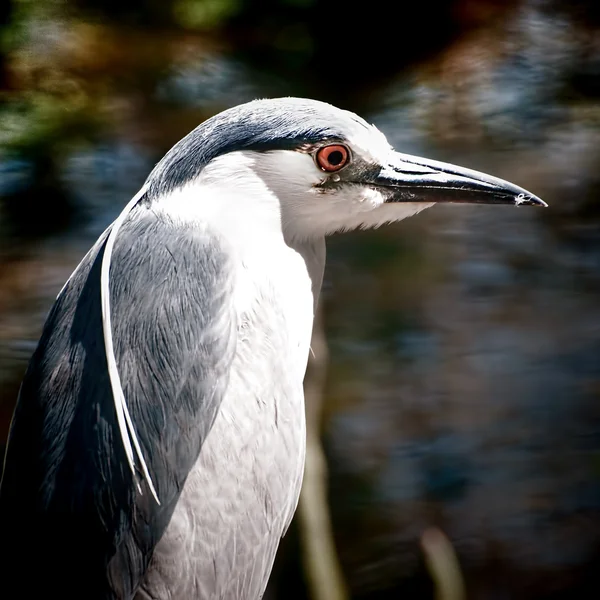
[315, 144, 350, 172]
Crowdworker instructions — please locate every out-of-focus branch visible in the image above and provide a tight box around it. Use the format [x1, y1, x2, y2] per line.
[298, 305, 349, 600]
[421, 527, 466, 600]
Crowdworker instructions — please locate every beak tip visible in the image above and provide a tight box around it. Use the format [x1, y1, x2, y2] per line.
[514, 193, 548, 208]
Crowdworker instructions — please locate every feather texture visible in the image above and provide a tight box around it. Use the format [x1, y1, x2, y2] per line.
[0, 202, 236, 598]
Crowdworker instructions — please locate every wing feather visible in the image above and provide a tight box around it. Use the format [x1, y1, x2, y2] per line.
[0, 200, 236, 599]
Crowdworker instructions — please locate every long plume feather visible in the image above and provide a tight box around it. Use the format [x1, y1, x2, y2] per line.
[100, 186, 160, 505]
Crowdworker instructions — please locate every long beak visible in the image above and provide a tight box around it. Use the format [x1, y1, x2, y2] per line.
[376, 151, 547, 207]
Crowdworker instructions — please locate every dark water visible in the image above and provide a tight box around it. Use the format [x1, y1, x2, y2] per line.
[1, 1, 599, 598]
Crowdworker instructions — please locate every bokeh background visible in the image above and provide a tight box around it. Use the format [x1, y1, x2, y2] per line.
[1, 0, 600, 598]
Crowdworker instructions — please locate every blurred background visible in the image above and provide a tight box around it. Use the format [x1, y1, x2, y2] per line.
[1, 0, 600, 598]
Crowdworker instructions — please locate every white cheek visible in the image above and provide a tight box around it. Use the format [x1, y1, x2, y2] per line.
[253, 150, 323, 194]
[359, 187, 385, 209]
[347, 186, 386, 213]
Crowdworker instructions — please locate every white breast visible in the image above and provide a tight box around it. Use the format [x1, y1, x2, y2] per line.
[142, 158, 316, 600]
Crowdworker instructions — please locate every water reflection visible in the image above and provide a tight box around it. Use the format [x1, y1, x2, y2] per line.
[1, 0, 599, 598]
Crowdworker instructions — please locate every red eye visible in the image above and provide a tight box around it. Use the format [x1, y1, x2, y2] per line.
[316, 145, 349, 172]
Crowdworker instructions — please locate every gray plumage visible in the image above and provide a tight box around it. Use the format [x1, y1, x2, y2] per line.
[0, 97, 545, 600]
[1, 207, 236, 597]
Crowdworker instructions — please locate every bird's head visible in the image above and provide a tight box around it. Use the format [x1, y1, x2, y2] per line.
[146, 97, 546, 240]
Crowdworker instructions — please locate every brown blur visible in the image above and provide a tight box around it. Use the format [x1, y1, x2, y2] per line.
[1, 1, 599, 598]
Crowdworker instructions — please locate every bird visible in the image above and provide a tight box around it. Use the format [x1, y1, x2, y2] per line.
[0, 97, 546, 599]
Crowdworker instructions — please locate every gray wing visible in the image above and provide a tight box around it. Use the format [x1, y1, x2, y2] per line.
[0, 201, 236, 599]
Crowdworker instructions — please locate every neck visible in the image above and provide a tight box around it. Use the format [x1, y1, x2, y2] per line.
[150, 153, 327, 312]
[286, 236, 326, 313]
[153, 153, 282, 245]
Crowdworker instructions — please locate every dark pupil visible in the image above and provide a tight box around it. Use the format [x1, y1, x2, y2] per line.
[328, 150, 344, 165]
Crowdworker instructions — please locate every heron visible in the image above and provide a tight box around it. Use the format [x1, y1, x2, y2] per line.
[0, 97, 545, 599]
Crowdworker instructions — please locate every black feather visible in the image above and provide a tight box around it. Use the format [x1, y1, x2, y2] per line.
[144, 97, 370, 200]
